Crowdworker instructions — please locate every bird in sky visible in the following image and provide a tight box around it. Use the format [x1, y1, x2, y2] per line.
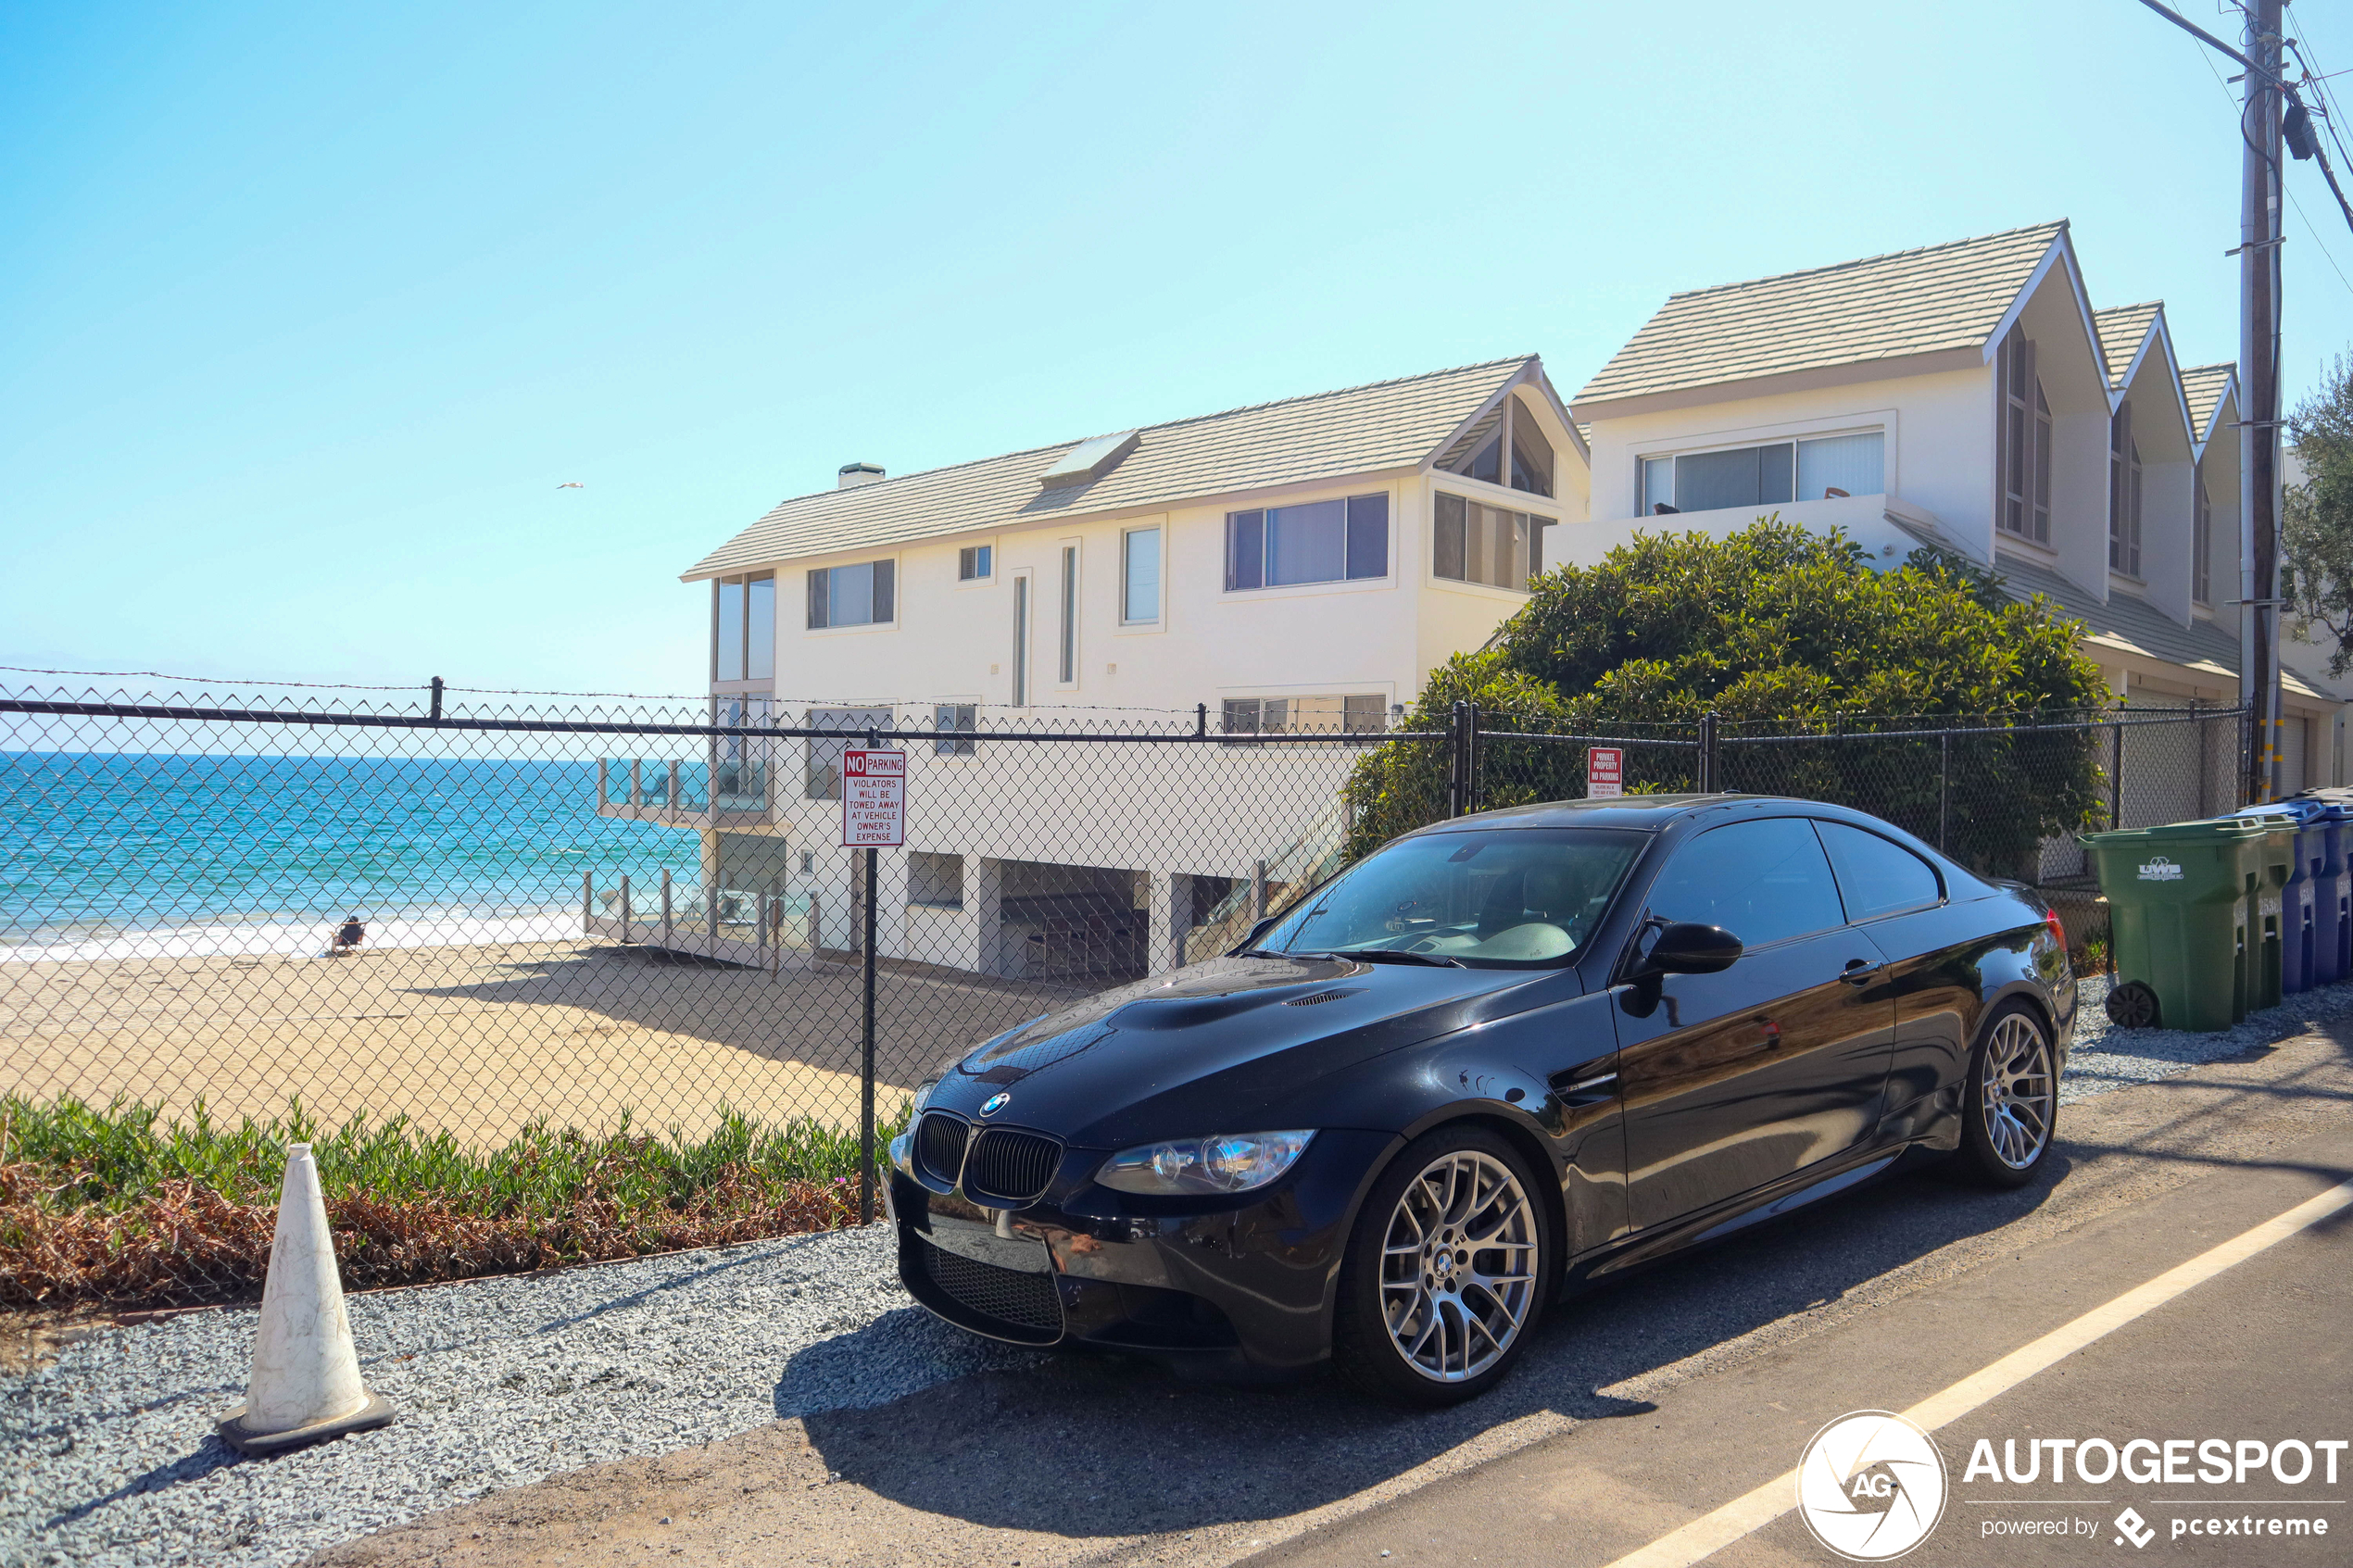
[557, 481, 585, 489]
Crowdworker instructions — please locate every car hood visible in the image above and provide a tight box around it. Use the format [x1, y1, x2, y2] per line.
[916, 953, 1553, 1148]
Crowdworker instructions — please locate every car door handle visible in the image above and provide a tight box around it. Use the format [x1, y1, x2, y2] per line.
[1840, 959, 1885, 986]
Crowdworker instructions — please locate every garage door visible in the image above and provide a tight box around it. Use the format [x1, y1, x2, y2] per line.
[2277, 715, 2309, 796]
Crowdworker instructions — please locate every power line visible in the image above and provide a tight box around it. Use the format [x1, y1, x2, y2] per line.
[2189, 30, 2353, 299]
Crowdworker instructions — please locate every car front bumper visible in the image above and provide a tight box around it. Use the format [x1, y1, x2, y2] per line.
[890, 1126, 1397, 1374]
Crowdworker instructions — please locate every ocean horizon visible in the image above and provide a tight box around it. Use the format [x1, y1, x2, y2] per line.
[2, 751, 702, 960]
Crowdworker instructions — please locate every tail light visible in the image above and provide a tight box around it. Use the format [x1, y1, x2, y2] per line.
[2045, 908, 2067, 951]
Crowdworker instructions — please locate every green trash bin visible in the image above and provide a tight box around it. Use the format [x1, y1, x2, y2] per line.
[2081, 819, 2261, 1032]
[2239, 812, 2298, 1013]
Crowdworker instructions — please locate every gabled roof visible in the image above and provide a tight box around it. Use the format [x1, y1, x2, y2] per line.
[2093, 302, 2162, 389]
[2182, 362, 2238, 443]
[684, 357, 1554, 580]
[1573, 221, 2068, 410]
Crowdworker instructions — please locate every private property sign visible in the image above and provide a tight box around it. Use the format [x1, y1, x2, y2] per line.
[840, 748, 906, 847]
[1587, 746, 1624, 798]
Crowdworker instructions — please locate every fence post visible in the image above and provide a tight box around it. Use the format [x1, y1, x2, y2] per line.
[1697, 711, 1719, 793]
[861, 845, 879, 1226]
[619, 873, 631, 944]
[597, 759, 608, 809]
[2110, 720, 2126, 830]
[1196, 701, 1207, 738]
[629, 759, 642, 809]
[582, 869, 593, 935]
[429, 675, 443, 721]
[661, 869, 673, 947]
[668, 759, 681, 809]
[1938, 731, 1952, 852]
[1446, 701, 1467, 818]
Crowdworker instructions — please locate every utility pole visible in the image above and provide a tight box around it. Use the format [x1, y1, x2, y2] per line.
[2241, 0, 2286, 805]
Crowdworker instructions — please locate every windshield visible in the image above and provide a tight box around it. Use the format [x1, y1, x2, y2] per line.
[1258, 827, 1647, 968]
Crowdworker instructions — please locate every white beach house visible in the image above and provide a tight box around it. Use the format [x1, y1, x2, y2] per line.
[1565, 220, 2345, 795]
[598, 357, 1590, 980]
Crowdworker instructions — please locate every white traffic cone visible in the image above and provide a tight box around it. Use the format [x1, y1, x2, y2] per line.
[217, 1143, 395, 1456]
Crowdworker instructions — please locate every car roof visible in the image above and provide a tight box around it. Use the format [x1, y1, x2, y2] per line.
[1416, 793, 1897, 834]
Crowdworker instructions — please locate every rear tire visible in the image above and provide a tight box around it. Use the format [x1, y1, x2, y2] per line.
[1332, 1125, 1553, 1407]
[1956, 1001, 2058, 1189]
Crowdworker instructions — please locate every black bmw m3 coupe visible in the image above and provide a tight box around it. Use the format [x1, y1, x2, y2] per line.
[889, 793, 2075, 1405]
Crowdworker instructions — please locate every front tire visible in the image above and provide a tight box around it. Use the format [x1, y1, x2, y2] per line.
[1332, 1125, 1552, 1406]
[1956, 1001, 2058, 1189]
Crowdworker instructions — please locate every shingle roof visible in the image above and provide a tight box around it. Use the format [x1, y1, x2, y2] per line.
[683, 357, 1539, 580]
[2181, 362, 2236, 439]
[1994, 551, 2321, 697]
[1573, 221, 2068, 409]
[2093, 302, 2162, 389]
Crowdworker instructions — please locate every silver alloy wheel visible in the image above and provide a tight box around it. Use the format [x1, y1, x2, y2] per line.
[1981, 1011, 2056, 1170]
[1377, 1148, 1541, 1383]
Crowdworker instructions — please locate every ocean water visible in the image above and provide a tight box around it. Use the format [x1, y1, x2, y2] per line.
[1, 753, 702, 959]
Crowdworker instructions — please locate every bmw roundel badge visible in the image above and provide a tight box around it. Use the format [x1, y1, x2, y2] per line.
[979, 1092, 1011, 1118]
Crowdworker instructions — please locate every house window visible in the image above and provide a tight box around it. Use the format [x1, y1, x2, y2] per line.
[958, 545, 992, 581]
[1434, 392, 1555, 498]
[2194, 476, 2214, 606]
[2109, 403, 2143, 577]
[1433, 493, 1551, 590]
[803, 707, 889, 800]
[934, 702, 977, 755]
[1225, 495, 1389, 590]
[805, 560, 895, 629]
[1222, 694, 1386, 744]
[1122, 527, 1161, 623]
[1636, 433, 1884, 514]
[908, 851, 964, 909]
[1011, 574, 1030, 705]
[1996, 332, 2052, 545]
[1058, 546, 1078, 683]
[713, 573, 775, 683]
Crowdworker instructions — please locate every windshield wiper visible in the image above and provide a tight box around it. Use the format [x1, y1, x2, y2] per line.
[1251, 947, 1464, 968]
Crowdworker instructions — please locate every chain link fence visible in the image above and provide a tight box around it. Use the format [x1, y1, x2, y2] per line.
[0, 684, 2245, 1308]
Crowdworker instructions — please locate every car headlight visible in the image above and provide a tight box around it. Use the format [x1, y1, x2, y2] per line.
[912, 1078, 938, 1112]
[887, 1130, 913, 1174]
[1096, 1130, 1316, 1196]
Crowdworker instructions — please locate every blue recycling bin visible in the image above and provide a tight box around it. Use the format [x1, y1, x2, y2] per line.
[2311, 806, 2349, 986]
[2224, 802, 2329, 994]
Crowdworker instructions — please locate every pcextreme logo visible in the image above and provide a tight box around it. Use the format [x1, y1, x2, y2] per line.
[1795, 1411, 1949, 1561]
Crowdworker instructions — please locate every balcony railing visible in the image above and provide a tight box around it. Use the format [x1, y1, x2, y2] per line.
[595, 758, 769, 820]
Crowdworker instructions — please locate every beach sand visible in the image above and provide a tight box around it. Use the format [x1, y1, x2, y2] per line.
[0, 937, 1083, 1147]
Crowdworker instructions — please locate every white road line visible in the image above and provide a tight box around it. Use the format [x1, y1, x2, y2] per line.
[1599, 1173, 2353, 1568]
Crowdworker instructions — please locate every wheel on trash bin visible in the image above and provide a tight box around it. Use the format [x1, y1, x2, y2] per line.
[2104, 980, 2161, 1030]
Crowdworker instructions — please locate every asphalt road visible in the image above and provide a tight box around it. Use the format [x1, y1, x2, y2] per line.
[313, 1022, 2353, 1568]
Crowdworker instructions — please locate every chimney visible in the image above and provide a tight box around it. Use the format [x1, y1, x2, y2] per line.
[837, 462, 885, 490]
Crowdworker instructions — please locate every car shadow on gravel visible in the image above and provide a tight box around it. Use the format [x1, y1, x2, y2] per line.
[798, 1157, 2062, 1538]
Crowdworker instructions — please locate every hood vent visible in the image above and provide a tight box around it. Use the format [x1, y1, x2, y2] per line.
[1284, 988, 1364, 1007]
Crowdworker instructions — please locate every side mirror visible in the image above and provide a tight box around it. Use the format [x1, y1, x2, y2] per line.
[1643, 921, 1743, 975]
[1232, 915, 1281, 955]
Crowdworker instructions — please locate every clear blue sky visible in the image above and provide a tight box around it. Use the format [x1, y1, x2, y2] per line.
[8, 0, 2353, 702]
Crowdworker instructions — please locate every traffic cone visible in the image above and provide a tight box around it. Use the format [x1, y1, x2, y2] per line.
[216, 1143, 395, 1456]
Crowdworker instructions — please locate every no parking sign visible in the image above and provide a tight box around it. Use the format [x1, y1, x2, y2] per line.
[1587, 746, 1624, 798]
[840, 748, 906, 847]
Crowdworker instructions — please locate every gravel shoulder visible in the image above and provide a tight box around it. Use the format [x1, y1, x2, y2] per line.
[10, 970, 2353, 1568]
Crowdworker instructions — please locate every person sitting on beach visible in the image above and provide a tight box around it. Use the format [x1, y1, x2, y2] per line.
[331, 915, 365, 957]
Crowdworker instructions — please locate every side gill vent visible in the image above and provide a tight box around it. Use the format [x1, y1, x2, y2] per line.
[1283, 988, 1364, 1007]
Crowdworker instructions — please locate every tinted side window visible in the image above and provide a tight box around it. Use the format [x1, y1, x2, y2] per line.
[1816, 821, 1943, 922]
[1645, 818, 1844, 947]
